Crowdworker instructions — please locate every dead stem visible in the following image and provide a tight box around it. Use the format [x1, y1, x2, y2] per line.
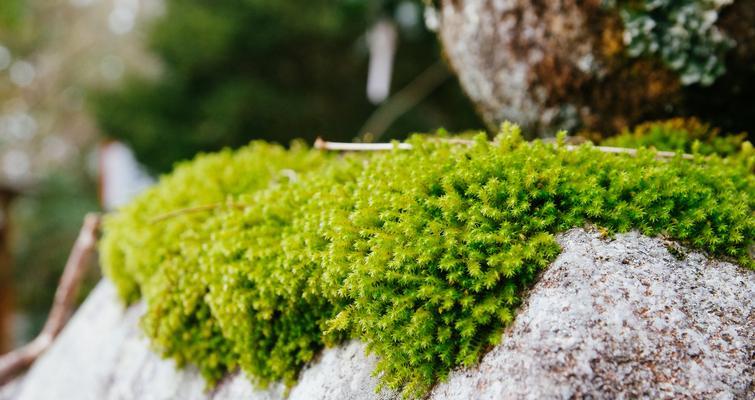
[315, 138, 694, 160]
[150, 202, 250, 223]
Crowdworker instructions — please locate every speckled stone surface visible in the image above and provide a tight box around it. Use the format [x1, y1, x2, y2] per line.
[430, 229, 754, 399]
[6, 229, 754, 399]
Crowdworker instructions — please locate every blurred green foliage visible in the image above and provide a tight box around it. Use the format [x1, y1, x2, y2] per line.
[0, 0, 43, 55]
[11, 167, 101, 337]
[0, 0, 104, 342]
[92, 0, 481, 173]
[0, 0, 24, 28]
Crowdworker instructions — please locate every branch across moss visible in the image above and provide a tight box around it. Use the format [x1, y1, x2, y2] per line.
[100, 124, 754, 398]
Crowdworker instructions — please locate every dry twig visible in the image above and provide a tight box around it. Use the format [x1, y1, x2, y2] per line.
[149, 202, 249, 223]
[0, 213, 101, 386]
[314, 137, 413, 151]
[149, 203, 249, 224]
[315, 138, 695, 160]
[565, 144, 694, 160]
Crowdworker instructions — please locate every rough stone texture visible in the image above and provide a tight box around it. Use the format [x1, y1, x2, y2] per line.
[431, 229, 754, 399]
[5, 229, 754, 399]
[7, 282, 277, 400]
[436, 0, 755, 137]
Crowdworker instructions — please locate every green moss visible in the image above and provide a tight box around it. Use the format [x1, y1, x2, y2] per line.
[601, 118, 748, 156]
[100, 141, 330, 381]
[101, 124, 754, 398]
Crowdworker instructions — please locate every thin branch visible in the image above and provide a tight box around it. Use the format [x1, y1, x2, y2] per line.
[567, 145, 694, 160]
[0, 213, 101, 385]
[315, 138, 695, 160]
[315, 137, 413, 151]
[149, 202, 250, 223]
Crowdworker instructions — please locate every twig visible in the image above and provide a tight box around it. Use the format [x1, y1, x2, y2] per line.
[314, 138, 413, 151]
[566, 145, 694, 160]
[0, 213, 100, 385]
[315, 138, 695, 160]
[149, 202, 249, 223]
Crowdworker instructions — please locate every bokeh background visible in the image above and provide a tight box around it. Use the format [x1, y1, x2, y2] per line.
[0, 0, 483, 350]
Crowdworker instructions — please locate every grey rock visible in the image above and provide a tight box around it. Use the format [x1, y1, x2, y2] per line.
[431, 229, 754, 399]
[6, 229, 754, 399]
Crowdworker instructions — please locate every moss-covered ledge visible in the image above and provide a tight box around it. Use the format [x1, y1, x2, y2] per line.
[100, 124, 754, 398]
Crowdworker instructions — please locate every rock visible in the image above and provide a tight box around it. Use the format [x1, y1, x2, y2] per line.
[431, 229, 754, 399]
[436, 0, 755, 137]
[6, 229, 754, 399]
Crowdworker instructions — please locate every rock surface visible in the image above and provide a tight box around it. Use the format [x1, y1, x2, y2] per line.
[4, 229, 754, 399]
[0, 375, 23, 400]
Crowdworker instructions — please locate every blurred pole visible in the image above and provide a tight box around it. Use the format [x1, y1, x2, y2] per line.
[366, 18, 398, 105]
[358, 60, 450, 142]
[0, 188, 16, 354]
[99, 141, 153, 211]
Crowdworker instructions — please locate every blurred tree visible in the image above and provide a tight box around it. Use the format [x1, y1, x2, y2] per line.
[92, 0, 482, 173]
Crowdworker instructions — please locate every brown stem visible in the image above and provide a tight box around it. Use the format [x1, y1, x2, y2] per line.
[0, 213, 100, 386]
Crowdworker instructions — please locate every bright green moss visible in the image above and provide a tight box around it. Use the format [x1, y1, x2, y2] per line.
[100, 141, 330, 382]
[602, 118, 748, 157]
[101, 125, 754, 398]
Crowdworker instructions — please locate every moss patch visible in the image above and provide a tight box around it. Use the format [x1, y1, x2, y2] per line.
[602, 118, 748, 156]
[101, 124, 754, 398]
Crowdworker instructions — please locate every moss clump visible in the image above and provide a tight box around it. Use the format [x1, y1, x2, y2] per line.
[602, 118, 748, 156]
[100, 141, 330, 381]
[101, 124, 754, 398]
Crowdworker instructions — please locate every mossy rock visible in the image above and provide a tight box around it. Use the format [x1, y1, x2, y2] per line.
[436, 0, 755, 137]
[13, 230, 754, 399]
[100, 124, 754, 398]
